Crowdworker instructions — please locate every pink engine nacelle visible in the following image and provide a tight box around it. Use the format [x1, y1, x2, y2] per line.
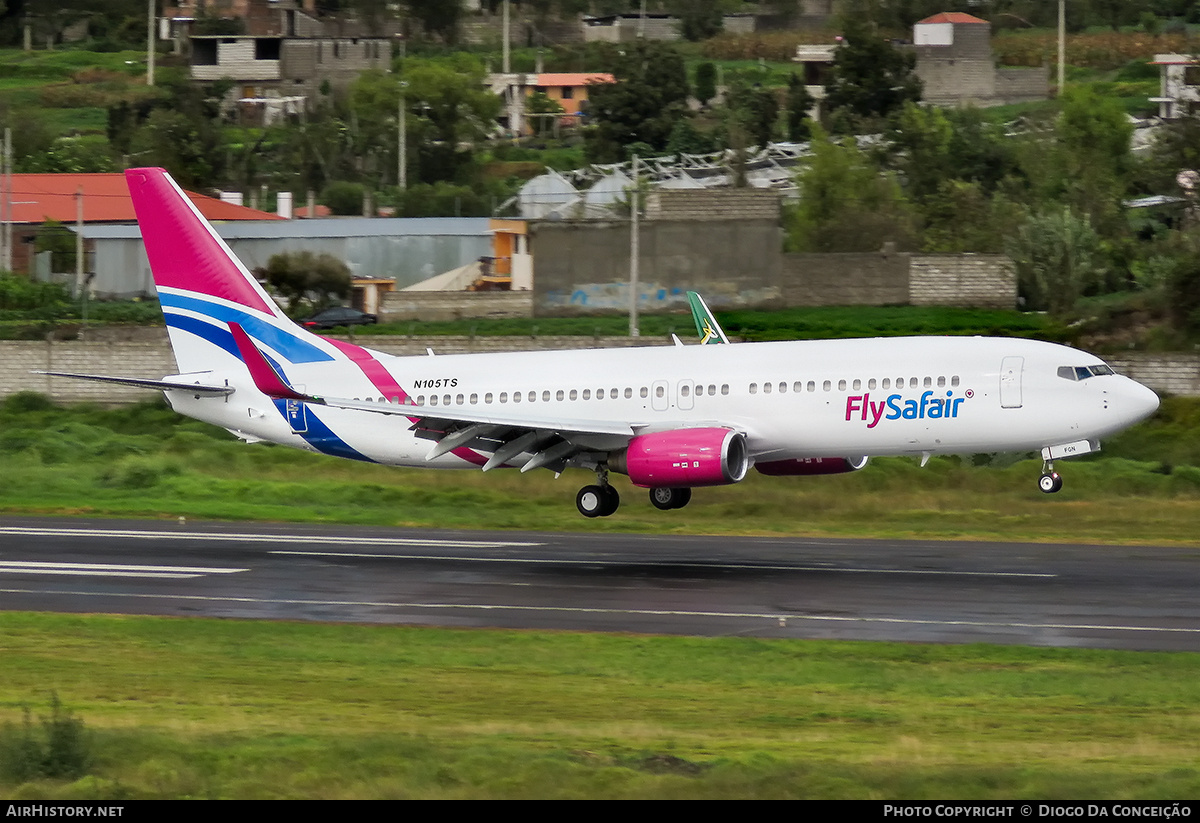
[754, 456, 869, 476]
[610, 428, 749, 488]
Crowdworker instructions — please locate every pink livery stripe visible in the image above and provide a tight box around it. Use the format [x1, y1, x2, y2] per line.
[325, 338, 488, 467]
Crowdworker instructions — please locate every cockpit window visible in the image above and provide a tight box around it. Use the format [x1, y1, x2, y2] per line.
[1058, 364, 1116, 381]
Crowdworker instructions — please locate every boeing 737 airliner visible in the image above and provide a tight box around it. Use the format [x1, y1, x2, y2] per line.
[39, 168, 1161, 518]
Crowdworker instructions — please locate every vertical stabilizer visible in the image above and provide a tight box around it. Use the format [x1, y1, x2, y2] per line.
[125, 167, 329, 374]
[687, 291, 730, 345]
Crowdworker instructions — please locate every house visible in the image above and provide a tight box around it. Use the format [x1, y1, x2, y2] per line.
[581, 13, 754, 43]
[181, 0, 392, 121]
[1151, 54, 1200, 119]
[488, 72, 615, 138]
[7, 173, 279, 290]
[912, 12, 1048, 107]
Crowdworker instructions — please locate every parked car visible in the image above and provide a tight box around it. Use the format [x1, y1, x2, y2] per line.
[302, 307, 378, 331]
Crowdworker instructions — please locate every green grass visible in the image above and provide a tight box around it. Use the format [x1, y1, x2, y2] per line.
[1, 393, 1199, 543]
[2, 613, 1200, 798]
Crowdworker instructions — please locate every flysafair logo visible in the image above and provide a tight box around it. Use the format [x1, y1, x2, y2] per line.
[845, 390, 973, 429]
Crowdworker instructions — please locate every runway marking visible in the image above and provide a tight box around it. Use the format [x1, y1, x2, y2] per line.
[0, 527, 541, 550]
[1, 588, 1186, 636]
[268, 550, 1054, 578]
[0, 561, 248, 580]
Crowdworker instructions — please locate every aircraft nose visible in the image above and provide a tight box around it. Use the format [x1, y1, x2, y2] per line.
[1121, 378, 1159, 425]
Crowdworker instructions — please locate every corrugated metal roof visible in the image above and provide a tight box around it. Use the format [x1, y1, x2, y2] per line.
[11, 173, 282, 225]
[916, 12, 989, 24]
[80, 217, 492, 240]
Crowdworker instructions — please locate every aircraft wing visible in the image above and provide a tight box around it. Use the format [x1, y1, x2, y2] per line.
[31, 371, 234, 396]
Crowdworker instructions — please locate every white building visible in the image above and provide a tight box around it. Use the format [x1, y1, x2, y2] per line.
[1151, 54, 1200, 119]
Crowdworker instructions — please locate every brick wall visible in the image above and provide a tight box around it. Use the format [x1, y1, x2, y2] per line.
[381, 291, 533, 322]
[645, 189, 782, 222]
[1107, 353, 1200, 397]
[909, 255, 1016, 309]
[782, 252, 910, 306]
[995, 67, 1050, 103]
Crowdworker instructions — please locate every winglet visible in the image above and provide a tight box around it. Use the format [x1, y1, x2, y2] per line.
[687, 292, 730, 345]
[227, 322, 313, 402]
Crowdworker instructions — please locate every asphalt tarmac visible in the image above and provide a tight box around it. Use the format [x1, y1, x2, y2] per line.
[1, 515, 1198, 651]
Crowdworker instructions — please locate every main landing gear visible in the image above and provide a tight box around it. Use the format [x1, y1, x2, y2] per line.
[576, 484, 619, 517]
[1039, 459, 1063, 494]
[649, 487, 691, 510]
[576, 466, 619, 518]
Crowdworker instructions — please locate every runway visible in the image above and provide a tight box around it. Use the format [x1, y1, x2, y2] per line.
[1, 515, 1198, 651]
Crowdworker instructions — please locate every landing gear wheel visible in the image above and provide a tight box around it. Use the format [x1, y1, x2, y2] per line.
[577, 484, 620, 517]
[577, 485, 605, 518]
[649, 487, 692, 510]
[600, 484, 620, 516]
[1038, 472, 1063, 494]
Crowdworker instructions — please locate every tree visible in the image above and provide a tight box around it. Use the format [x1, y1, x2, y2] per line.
[406, 0, 461, 43]
[666, 0, 724, 41]
[726, 77, 778, 149]
[785, 74, 813, 142]
[584, 41, 691, 163]
[263, 251, 353, 315]
[823, 16, 921, 130]
[694, 62, 717, 109]
[786, 126, 919, 253]
[1006, 207, 1106, 315]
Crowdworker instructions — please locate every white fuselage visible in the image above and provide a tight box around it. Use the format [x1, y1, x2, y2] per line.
[164, 335, 1160, 469]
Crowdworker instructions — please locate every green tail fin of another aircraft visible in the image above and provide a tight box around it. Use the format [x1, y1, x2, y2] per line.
[687, 291, 730, 345]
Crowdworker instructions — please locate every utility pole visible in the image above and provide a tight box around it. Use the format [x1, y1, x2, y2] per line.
[75, 186, 84, 299]
[1057, 0, 1066, 94]
[398, 81, 407, 190]
[0, 129, 8, 274]
[147, 0, 156, 87]
[629, 155, 640, 339]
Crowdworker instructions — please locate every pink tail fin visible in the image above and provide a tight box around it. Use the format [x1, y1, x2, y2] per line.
[125, 167, 285, 318]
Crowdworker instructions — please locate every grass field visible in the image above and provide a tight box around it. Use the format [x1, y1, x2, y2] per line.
[2, 613, 1200, 799]
[2, 392, 1199, 542]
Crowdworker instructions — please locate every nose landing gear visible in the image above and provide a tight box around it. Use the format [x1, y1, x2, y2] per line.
[1039, 459, 1063, 494]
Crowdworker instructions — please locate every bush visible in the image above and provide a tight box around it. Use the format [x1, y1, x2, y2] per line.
[0, 694, 91, 782]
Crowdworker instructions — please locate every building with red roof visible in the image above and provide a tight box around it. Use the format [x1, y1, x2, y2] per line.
[7, 173, 280, 276]
[913, 11, 1048, 107]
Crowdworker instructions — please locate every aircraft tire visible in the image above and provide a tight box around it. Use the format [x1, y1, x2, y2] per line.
[1038, 472, 1062, 494]
[649, 487, 690, 510]
[577, 485, 606, 517]
[600, 485, 620, 517]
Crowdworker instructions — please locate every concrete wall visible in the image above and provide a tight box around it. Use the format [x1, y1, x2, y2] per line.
[645, 189, 781, 221]
[995, 67, 1050, 103]
[782, 252, 910, 307]
[910, 255, 1015, 310]
[1107, 353, 1200, 398]
[529, 219, 783, 314]
[381, 291, 533, 322]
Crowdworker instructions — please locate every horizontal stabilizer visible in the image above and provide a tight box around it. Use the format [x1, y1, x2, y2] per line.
[32, 371, 234, 396]
[227, 321, 313, 402]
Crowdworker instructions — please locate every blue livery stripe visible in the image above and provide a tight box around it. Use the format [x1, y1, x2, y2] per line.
[160, 292, 334, 364]
[166, 313, 240, 360]
[166, 313, 295, 378]
[272, 399, 374, 463]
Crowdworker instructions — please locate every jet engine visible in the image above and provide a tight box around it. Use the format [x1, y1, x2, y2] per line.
[609, 427, 749, 488]
[754, 456, 869, 476]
